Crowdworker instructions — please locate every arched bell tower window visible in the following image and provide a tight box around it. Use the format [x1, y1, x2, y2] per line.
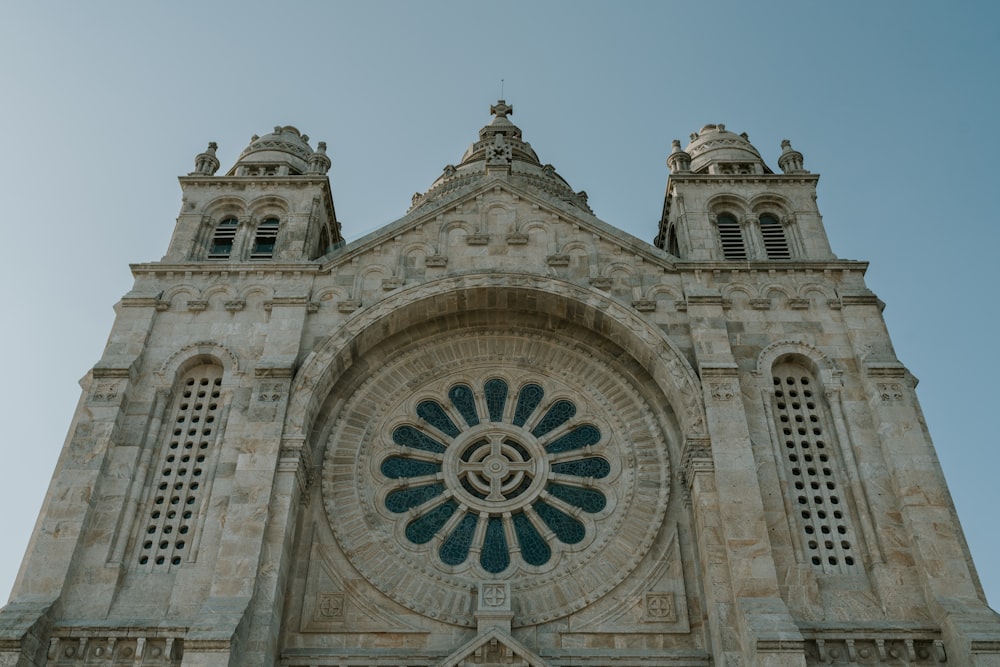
[207, 217, 238, 260]
[759, 213, 790, 259]
[666, 224, 680, 257]
[716, 213, 746, 259]
[250, 217, 279, 259]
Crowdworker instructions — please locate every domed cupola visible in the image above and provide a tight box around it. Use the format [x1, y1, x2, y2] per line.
[227, 125, 330, 177]
[684, 124, 773, 175]
[409, 101, 592, 214]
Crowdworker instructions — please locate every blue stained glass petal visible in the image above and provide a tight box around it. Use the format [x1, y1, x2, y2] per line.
[381, 457, 441, 479]
[545, 424, 601, 454]
[531, 400, 576, 438]
[417, 400, 460, 438]
[405, 499, 457, 544]
[484, 378, 508, 422]
[513, 512, 550, 566]
[550, 457, 611, 479]
[534, 501, 586, 544]
[546, 483, 607, 513]
[385, 483, 445, 513]
[392, 425, 446, 453]
[480, 517, 510, 573]
[439, 513, 478, 565]
[513, 384, 544, 427]
[448, 384, 480, 427]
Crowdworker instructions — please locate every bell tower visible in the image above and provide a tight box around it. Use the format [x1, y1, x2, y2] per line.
[165, 125, 342, 264]
[656, 123, 833, 262]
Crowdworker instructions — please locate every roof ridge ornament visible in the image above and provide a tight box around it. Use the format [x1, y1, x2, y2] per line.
[490, 99, 513, 119]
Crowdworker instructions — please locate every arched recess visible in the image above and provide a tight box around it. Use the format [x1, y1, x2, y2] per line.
[157, 341, 242, 382]
[282, 273, 706, 628]
[754, 340, 875, 578]
[286, 274, 706, 445]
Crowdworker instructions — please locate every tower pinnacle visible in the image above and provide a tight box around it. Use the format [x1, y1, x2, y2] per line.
[490, 99, 513, 119]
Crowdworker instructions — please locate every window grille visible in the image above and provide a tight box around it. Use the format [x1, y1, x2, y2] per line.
[716, 213, 746, 259]
[207, 217, 238, 259]
[760, 214, 790, 259]
[250, 217, 279, 259]
[771, 363, 861, 574]
[137, 365, 222, 570]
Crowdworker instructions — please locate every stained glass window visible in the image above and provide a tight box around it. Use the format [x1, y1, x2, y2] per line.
[512, 383, 543, 427]
[448, 384, 480, 427]
[416, 400, 460, 437]
[481, 517, 510, 573]
[392, 425, 446, 453]
[531, 400, 576, 438]
[485, 378, 508, 422]
[380, 379, 609, 571]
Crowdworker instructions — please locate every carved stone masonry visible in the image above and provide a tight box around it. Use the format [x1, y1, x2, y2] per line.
[425, 254, 447, 267]
[314, 592, 344, 620]
[475, 581, 513, 633]
[644, 592, 677, 621]
[257, 382, 284, 402]
[710, 382, 736, 401]
[878, 382, 904, 402]
[90, 381, 120, 403]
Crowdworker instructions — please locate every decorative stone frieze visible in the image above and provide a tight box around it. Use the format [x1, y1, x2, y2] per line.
[425, 254, 447, 267]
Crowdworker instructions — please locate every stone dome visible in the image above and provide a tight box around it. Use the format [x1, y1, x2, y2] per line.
[228, 125, 316, 176]
[410, 101, 591, 214]
[684, 124, 771, 174]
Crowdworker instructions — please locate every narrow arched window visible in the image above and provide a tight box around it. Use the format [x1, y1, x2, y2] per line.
[760, 214, 790, 259]
[666, 225, 680, 257]
[770, 361, 861, 575]
[137, 364, 223, 571]
[716, 213, 746, 259]
[250, 217, 279, 259]
[207, 217, 238, 259]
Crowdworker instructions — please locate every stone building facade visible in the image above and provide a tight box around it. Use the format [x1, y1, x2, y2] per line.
[2, 103, 999, 666]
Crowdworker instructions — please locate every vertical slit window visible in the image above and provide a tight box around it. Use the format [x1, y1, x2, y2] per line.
[138, 364, 223, 571]
[760, 214, 790, 259]
[771, 362, 861, 575]
[207, 217, 238, 259]
[666, 225, 680, 257]
[250, 217, 279, 259]
[716, 213, 746, 259]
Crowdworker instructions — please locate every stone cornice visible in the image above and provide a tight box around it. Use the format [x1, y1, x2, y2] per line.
[674, 259, 868, 273]
[130, 262, 322, 278]
[667, 172, 820, 185]
[178, 175, 331, 187]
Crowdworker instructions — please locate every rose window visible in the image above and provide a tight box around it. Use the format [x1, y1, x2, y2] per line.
[379, 379, 612, 573]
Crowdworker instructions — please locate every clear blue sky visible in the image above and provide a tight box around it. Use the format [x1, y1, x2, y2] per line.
[2, 2, 998, 609]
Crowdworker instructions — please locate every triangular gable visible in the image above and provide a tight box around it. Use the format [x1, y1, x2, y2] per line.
[320, 174, 676, 275]
[438, 627, 548, 667]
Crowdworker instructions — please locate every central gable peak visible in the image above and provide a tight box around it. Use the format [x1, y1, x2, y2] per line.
[409, 100, 591, 215]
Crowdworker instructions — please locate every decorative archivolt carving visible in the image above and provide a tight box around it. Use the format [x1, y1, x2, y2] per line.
[246, 193, 291, 218]
[717, 281, 837, 310]
[754, 339, 840, 389]
[156, 341, 241, 379]
[158, 283, 277, 311]
[201, 195, 247, 219]
[285, 274, 707, 442]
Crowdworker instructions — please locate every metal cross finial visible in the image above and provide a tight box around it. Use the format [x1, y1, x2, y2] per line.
[490, 100, 513, 119]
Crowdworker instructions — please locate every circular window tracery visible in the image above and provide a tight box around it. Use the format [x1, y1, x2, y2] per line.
[322, 331, 671, 627]
[380, 379, 611, 573]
